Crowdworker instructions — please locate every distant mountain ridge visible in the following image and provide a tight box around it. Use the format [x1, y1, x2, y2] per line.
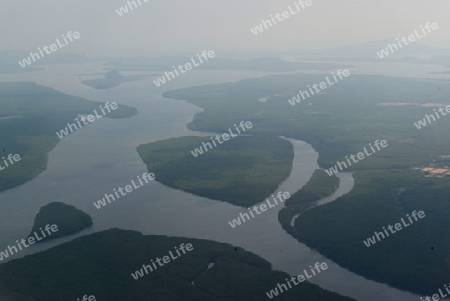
[296, 37, 450, 57]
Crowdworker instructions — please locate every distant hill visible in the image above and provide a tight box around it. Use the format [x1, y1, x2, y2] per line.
[107, 56, 351, 72]
[104, 70, 123, 80]
[81, 70, 153, 90]
[294, 39, 449, 57]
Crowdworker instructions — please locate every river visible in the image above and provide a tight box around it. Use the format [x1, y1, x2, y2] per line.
[0, 61, 445, 300]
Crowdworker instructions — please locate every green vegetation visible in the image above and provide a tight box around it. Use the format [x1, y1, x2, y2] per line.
[28, 202, 92, 242]
[81, 70, 156, 90]
[162, 73, 450, 295]
[0, 229, 354, 301]
[293, 169, 450, 295]
[0, 291, 35, 301]
[286, 169, 340, 206]
[137, 136, 293, 207]
[278, 203, 311, 238]
[278, 169, 340, 238]
[0, 81, 137, 193]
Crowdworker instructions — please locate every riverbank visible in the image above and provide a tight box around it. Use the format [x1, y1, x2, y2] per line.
[161, 71, 450, 296]
[0, 81, 137, 194]
[0, 63, 432, 300]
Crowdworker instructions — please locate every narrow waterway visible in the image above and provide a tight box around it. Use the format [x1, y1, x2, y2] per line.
[0, 63, 429, 300]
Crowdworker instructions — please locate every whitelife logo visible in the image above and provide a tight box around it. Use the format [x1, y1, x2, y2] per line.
[115, 0, 149, 16]
[265, 262, 328, 299]
[413, 105, 450, 129]
[228, 191, 290, 228]
[93, 172, 155, 209]
[325, 140, 388, 176]
[0, 224, 59, 261]
[190, 121, 253, 158]
[77, 295, 96, 301]
[56, 102, 119, 139]
[18, 31, 81, 68]
[376, 22, 439, 59]
[131, 243, 194, 280]
[287, 69, 350, 106]
[363, 210, 425, 247]
[0, 153, 21, 171]
[153, 50, 215, 87]
[250, 0, 313, 35]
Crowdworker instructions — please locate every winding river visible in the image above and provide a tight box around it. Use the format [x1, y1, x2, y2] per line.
[0, 62, 440, 300]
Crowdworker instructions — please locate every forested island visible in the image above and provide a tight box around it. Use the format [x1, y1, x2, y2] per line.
[137, 136, 293, 207]
[28, 202, 93, 242]
[81, 70, 155, 90]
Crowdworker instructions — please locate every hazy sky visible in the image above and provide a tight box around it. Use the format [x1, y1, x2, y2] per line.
[1, 0, 449, 56]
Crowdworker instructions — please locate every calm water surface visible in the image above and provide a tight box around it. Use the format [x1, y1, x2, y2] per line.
[0, 62, 443, 300]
